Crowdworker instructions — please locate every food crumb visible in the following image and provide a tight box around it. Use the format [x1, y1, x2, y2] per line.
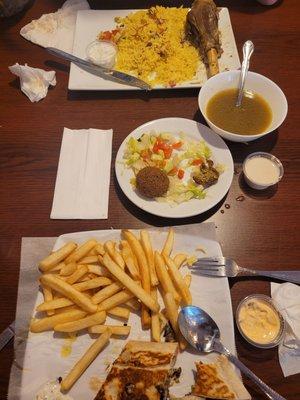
[195, 246, 206, 254]
[89, 376, 103, 392]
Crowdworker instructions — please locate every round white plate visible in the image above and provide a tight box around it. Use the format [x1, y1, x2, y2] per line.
[115, 118, 234, 218]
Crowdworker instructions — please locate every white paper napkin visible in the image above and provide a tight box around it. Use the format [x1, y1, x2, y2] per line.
[51, 128, 113, 219]
[20, 0, 90, 53]
[9, 63, 56, 102]
[271, 282, 300, 377]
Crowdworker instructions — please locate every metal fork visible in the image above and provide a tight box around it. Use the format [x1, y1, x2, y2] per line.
[191, 257, 300, 284]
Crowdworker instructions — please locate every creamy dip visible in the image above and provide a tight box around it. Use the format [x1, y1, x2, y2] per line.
[86, 41, 116, 69]
[36, 380, 73, 400]
[244, 156, 280, 186]
[238, 298, 281, 344]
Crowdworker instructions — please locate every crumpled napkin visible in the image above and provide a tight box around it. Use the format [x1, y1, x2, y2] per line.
[8, 63, 56, 102]
[20, 0, 90, 53]
[51, 127, 113, 219]
[271, 282, 300, 377]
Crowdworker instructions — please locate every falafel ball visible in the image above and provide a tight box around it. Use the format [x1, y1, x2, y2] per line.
[136, 166, 169, 198]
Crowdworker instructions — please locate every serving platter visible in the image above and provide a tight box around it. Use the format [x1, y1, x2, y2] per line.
[18, 225, 235, 399]
[68, 8, 240, 91]
[115, 118, 234, 218]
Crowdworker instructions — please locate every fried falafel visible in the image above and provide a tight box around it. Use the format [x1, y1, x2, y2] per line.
[136, 166, 169, 198]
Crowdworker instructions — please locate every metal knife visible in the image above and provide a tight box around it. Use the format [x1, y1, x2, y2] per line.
[46, 47, 151, 91]
[0, 321, 15, 351]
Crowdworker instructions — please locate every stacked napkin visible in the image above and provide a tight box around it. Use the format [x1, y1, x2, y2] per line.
[271, 282, 300, 377]
[9, 63, 56, 102]
[20, 0, 90, 53]
[51, 128, 113, 219]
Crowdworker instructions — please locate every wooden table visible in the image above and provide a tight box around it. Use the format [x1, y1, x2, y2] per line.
[0, 0, 299, 398]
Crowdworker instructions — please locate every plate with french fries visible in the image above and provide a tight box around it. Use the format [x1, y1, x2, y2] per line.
[21, 225, 236, 399]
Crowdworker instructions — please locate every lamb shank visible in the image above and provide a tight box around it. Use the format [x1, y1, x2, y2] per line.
[186, 0, 221, 77]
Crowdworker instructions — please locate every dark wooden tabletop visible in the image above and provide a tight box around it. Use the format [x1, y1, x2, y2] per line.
[0, 0, 299, 398]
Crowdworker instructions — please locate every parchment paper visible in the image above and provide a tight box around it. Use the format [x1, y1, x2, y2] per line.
[8, 223, 236, 400]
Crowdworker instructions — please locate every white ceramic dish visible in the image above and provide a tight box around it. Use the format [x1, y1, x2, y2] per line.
[69, 8, 240, 90]
[198, 70, 288, 142]
[115, 118, 234, 218]
[19, 225, 236, 399]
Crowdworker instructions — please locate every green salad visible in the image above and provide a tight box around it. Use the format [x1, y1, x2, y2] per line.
[123, 131, 224, 205]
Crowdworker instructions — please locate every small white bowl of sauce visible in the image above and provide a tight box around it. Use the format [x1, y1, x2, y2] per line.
[243, 152, 284, 190]
[86, 40, 117, 69]
[198, 71, 288, 142]
[236, 294, 285, 349]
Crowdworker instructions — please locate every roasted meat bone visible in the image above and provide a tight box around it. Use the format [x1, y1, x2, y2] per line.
[186, 0, 221, 77]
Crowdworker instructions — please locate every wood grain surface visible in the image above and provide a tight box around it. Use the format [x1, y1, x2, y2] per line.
[0, 0, 299, 398]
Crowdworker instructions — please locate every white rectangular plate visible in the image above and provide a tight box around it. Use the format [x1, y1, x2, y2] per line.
[19, 225, 235, 399]
[69, 8, 240, 90]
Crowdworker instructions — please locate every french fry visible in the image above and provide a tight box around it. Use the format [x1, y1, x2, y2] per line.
[42, 285, 54, 316]
[164, 292, 186, 350]
[87, 247, 99, 256]
[154, 252, 180, 302]
[30, 310, 86, 333]
[88, 264, 111, 277]
[104, 241, 125, 269]
[97, 289, 134, 312]
[66, 265, 88, 284]
[55, 305, 80, 314]
[94, 243, 105, 256]
[164, 255, 192, 306]
[125, 298, 140, 311]
[73, 277, 112, 292]
[158, 311, 169, 333]
[54, 311, 106, 332]
[61, 329, 112, 391]
[120, 241, 140, 280]
[102, 253, 159, 313]
[140, 230, 158, 286]
[89, 325, 130, 336]
[174, 253, 187, 269]
[92, 282, 123, 305]
[161, 228, 174, 257]
[48, 262, 65, 273]
[122, 231, 152, 328]
[65, 240, 97, 264]
[37, 297, 73, 312]
[184, 274, 192, 288]
[151, 288, 160, 342]
[40, 274, 97, 313]
[108, 306, 130, 320]
[60, 262, 77, 277]
[39, 242, 77, 272]
[79, 256, 99, 264]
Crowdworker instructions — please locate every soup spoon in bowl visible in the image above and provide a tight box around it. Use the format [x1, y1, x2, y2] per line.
[236, 40, 254, 107]
[178, 305, 286, 400]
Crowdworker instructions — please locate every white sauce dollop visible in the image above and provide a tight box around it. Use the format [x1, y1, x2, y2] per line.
[86, 40, 117, 69]
[36, 380, 73, 400]
[244, 156, 280, 185]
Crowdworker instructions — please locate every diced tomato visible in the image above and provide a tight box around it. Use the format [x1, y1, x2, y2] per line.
[172, 141, 182, 150]
[101, 31, 112, 40]
[177, 169, 185, 179]
[162, 147, 172, 159]
[152, 139, 162, 153]
[192, 158, 203, 166]
[141, 149, 151, 160]
[152, 139, 173, 158]
[168, 167, 178, 176]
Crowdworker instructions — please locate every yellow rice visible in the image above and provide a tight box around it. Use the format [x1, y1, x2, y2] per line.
[110, 7, 199, 87]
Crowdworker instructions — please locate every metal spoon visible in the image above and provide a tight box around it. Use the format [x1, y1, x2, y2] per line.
[236, 40, 254, 107]
[178, 306, 286, 400]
